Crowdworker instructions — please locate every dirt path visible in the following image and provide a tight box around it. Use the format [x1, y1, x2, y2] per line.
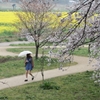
[0, 46, 17, 56]
[0, 43, 95, 90]
[0, 46, 35, 56]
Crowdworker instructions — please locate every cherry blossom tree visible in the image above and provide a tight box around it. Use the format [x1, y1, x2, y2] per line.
[48, 0, 100, 85]
[16, 0, 58, 59]
[16, 0, 78, 60]
[69, 0, 100, 85]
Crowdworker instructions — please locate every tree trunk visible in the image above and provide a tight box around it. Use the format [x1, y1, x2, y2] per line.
[35, 45, 39, 59]
[88, 44, 90, 54]
[41, 50, 45, 82]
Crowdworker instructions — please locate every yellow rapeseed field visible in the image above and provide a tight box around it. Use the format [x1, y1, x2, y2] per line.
[0, 12, 18, 23]
[0, 11, 97, 36]
[0, 11, 18, 34]
[0, 11, 79, 35]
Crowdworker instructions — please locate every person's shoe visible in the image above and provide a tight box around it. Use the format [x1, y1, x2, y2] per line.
[24, 79, 28, 82]
[32, 76, 34, 80]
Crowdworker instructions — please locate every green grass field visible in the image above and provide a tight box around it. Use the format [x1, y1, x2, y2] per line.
[7, 44, 89, 57]
[0, 44, 99, 99]
[7, 47, 53, 55]
[0, 71, 99, 100]
[73, 47, 89, 57]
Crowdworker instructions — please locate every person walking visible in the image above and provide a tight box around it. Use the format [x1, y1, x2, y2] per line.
[24, 53, 34, 81]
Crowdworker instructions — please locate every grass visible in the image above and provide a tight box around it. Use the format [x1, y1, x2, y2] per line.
[0, 56, 77, 79]
[7, 48, 50, 54]
[0, 23, 27, 42]
[0, 71, 100, 100]
[7, 46, 89, 57]
[73, 47, 89, 57]
[10, 43, 35, 46]
[7, 47, 59, 55]
[10, 42, 53, 46]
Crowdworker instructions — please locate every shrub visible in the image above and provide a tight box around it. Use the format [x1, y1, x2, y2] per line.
[40, 81, 60, 90]
[5, 39, 10, 42]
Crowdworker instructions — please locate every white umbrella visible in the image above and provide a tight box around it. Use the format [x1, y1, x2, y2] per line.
[18, 51, 32, 57]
